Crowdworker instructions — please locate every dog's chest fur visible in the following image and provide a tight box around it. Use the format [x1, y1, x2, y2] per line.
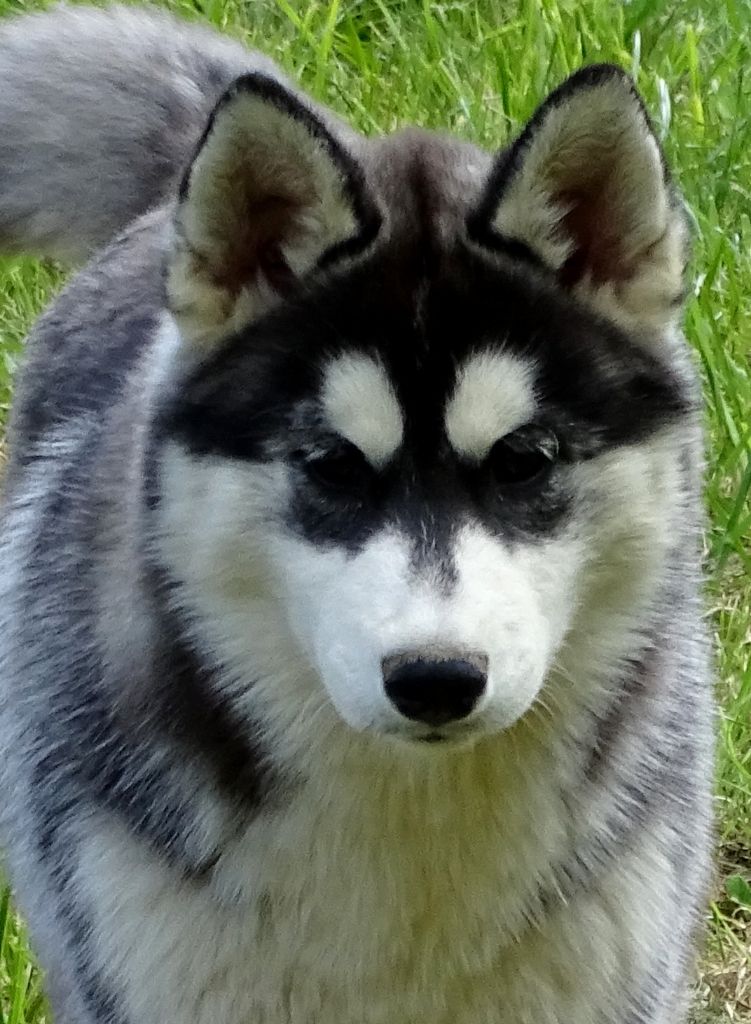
[74, 720, 665, 1024]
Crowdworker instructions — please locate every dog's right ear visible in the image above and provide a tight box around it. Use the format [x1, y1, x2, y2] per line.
[166, 74, 381, 349]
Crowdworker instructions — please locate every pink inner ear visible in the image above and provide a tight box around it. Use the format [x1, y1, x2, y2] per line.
[556, 187, 630, 288]
[208, 195, 302, 296]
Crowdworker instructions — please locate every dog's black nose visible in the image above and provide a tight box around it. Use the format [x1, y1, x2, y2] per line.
[382, 655, 487, 727]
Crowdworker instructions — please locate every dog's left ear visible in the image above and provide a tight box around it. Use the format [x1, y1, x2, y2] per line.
[167, 74, 380, 349]
[468, 66, 687, 333]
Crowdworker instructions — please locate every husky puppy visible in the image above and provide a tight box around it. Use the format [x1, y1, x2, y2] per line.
[0, 6, 713, 1023]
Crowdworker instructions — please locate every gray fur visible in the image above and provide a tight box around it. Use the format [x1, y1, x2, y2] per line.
[0, 4, 282, 261]
[0, 8, 714, 1024]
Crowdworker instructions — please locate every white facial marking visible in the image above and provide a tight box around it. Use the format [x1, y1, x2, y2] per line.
[153, 368, 685, 758]
[445, 350, 537, 461]
[267, 518, 581, 742]
[321, 353, 404, 466]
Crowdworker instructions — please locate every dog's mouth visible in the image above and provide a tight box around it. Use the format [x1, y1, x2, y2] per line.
[381, 724, 484, 751]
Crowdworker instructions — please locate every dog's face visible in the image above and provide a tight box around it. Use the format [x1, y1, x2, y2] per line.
[153, 68, 694, 751]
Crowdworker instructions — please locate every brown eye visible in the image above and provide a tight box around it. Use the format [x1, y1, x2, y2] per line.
[486, 426, 558, 487]
[304, 442, 372, 492]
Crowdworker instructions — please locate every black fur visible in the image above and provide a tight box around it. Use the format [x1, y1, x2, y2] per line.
[159, 238, 692, 567]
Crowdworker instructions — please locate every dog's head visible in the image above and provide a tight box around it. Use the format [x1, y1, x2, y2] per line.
[151, 67, 697, 752]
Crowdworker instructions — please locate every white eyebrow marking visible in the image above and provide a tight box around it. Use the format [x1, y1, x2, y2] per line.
[445, 350, 537, 460]
[321, 352, 404, 467]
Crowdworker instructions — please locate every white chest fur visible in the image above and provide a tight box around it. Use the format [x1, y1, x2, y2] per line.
[76, 727, 667, 1024]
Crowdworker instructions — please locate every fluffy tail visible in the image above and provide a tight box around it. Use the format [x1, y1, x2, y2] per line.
[0, 4, 281, 262]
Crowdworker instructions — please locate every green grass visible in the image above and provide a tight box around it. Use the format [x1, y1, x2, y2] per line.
[1, 0, 750, 1020]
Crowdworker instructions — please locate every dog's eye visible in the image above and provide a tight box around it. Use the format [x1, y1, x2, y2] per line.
[486, 426, 558, 487]
[304, 443, 372, 492]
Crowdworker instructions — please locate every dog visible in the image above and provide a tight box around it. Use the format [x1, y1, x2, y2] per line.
[0, 5, 714, 1022]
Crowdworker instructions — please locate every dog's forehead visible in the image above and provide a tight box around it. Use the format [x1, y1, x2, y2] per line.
[363, 128, 494, 245]
[319, 346, 538, 467]
[309, 132, 536, 462]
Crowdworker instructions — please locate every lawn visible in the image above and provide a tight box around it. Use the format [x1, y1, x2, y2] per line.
[0, 0, 749, 1020]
